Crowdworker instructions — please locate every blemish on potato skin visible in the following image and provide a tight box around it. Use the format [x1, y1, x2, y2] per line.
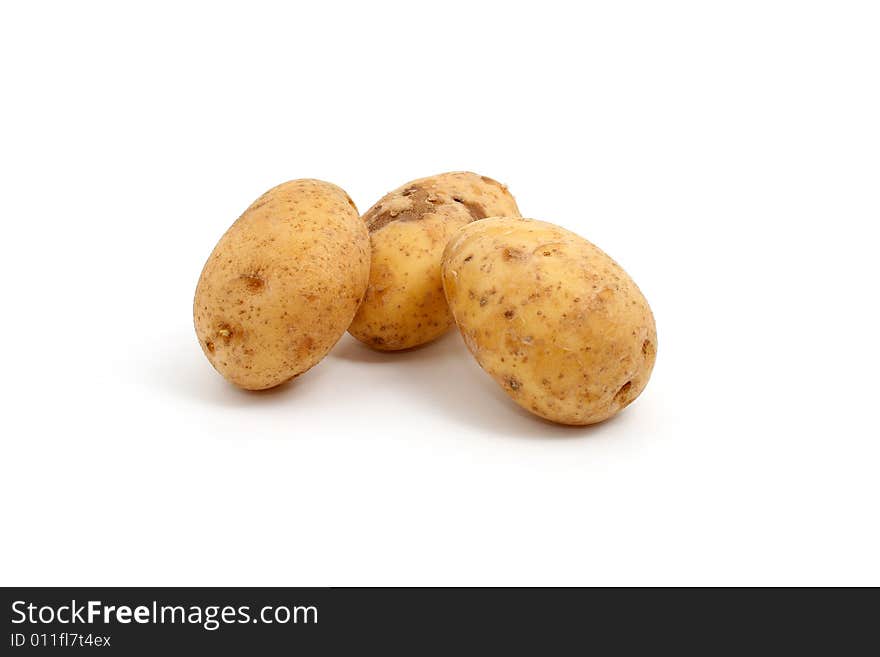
[296, 335, 315, 359]
[502, 247, 526, 261]
[240, 273, 266, 293]
[364, 186, 441, 233]
[342, 193, 358, 213]
[613, 381, 633, 407]
[451, 195, 489, 221]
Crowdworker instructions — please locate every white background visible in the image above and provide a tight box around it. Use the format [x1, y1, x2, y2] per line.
[1, 1, 878, 586]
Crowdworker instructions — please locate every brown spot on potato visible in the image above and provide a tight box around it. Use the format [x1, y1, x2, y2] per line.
[365, 186, 440, 232]
[533, 242, 566, 257]
[296, 335, 315, 358]
[241, 273, 266, 293]
[452, 195, 488, 221]
[642, 339, 655, 358]
[614, 381, 633, 407]
[502, 247, 526, 261]
[205, 340, 215, 353]
[503, 309, 515, 319]
[479, 297, 488, 306]
[367, 284, 389, 305]
[503, 332, 522, 354]
[507, 377, 522, 391]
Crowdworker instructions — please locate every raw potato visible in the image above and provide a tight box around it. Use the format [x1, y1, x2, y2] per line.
[194, 179, 370, 390]
[442, 218, 656, 425]
[348, 172, 520, 350]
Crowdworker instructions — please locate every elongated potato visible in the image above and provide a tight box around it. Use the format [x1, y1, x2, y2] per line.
[194, 179, 369, 390]
[348, 172, 520, 350]
[442, 218, 656, 425]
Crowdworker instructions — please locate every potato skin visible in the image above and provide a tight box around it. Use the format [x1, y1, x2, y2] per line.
[194, 179, 369, 390]
[348, 172, 520, 350]
[441, 218, 656, 425]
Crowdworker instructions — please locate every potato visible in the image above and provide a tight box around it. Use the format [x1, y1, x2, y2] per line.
[194, 179, 369, 390]
[348, 172, 520, 350]
[441, 218, 656, 425]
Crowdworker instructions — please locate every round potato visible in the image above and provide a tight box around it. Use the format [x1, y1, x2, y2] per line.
[348, 172, 520, 350]
[441, 217, 656, 425]
[194, 179, 369, 390]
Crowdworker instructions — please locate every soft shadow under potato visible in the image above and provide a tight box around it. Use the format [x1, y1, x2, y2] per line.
[332, 332, 609, 441]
